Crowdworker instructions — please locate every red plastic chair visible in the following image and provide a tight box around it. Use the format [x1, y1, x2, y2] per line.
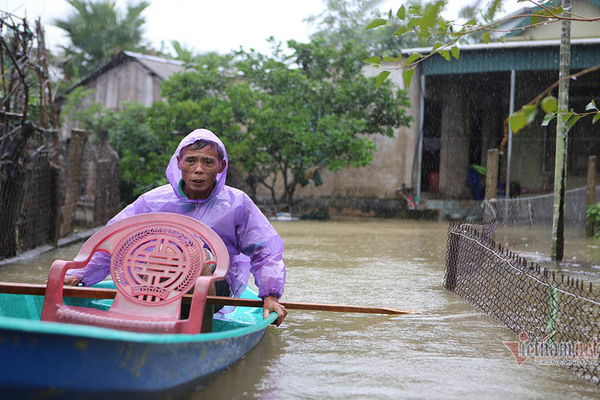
[41, 212, 229, 334]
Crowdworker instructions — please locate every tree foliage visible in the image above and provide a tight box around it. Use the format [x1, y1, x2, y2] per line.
[586, 201, 600, 238]
[103, 103, 176, 204]
[53, 0, 149, 85]
[308, 0, 453, 55]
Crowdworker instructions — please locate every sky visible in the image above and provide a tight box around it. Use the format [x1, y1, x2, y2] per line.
[3, 0, 524, 55]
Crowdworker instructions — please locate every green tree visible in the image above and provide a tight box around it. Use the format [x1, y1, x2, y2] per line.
[103, 103, 171, 205]
[232, 38, 412, 210]
[54, 0, 149, 84]
[307, 0, 454, 56]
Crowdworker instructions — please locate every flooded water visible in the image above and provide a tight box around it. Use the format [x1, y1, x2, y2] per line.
[1, 218, 600, 399]
[494, 223, 600, 282]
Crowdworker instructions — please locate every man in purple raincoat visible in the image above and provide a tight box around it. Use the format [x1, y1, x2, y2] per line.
[64, 129, 287, 325]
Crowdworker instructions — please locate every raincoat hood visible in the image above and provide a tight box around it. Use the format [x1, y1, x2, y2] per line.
[165, 129, 228, 203]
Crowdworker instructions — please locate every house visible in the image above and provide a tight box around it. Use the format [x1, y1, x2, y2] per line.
[56, 51, 188, 234]
[60, 51, 187, 108]
[294, 0, 600, 218]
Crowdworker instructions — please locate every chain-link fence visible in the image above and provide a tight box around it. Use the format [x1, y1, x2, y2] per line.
[445, 205, 600, 383]
[495, 186, 600, 228]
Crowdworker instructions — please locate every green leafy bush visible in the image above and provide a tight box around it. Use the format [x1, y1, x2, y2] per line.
[586, 202, 600, 238]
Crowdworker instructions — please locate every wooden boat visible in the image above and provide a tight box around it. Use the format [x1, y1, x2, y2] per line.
[0, 281, 276, 400]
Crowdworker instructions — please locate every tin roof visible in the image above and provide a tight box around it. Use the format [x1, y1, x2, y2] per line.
[63, 51, 188, 96]
[401, 38, 600, 75]
[121, 51, 187, 81]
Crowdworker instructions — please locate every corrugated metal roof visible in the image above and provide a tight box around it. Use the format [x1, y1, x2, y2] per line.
[401, 38, 600, 75]
[64, 51, 188, 96]
[122, 51, 187, 80]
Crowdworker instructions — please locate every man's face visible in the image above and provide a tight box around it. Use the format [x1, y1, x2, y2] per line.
[177, 144, 226, 200]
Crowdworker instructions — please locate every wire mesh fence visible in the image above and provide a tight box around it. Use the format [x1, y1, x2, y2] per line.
[445, 205, 600, 383]
[0, 12, 60, 258]
[18, 150, 60, 252]
[0, 13, 120, 259]
[495, 186, 600, 228]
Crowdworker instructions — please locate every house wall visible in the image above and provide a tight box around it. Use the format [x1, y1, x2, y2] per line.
[505, 1, 600, 42]
[420, 72, 511, 200]
[88, 60, 163, 109]
[502, 71, 551, 192]
[292, 64, 421, 205]
[502, 68, 600, 194]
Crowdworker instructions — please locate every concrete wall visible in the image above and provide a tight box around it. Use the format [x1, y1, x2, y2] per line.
[292, 64, 421, 203]
[506, 1, 600, 42]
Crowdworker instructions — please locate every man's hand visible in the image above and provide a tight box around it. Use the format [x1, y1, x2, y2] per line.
[63, 276, 81, 286]
[263, 295, 287, 326]
[200, 249, 216, 296]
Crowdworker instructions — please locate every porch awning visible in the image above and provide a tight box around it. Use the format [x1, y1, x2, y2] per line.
[402, 38, 600, 75]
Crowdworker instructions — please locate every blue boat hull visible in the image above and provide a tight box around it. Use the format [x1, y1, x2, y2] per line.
[0, 286, 275, 399]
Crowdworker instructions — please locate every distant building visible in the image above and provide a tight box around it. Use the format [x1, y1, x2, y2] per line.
[294, 0, 600, 218]
[56, 51, 187, 232]
[60, 50, 186, 108]
[57, 51, 187, 137]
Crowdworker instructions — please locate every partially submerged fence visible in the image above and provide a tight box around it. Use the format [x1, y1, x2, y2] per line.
[495, 186, 600, 228]
[445, 212, 600, 383]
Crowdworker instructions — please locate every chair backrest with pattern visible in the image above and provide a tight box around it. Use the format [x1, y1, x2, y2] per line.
[42, 212, 229, 333]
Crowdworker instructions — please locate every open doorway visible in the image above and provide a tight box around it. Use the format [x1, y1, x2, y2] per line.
[421, 99, 441, 194]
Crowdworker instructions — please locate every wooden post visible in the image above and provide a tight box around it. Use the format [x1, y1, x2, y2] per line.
[586, 155, 596, 238]
[551, 0, 572, 262]
[485, 149, 499, 201]
[60, 128, 87, 237]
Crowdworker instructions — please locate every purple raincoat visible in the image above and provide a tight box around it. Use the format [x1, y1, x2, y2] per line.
[68, 129, 286, 299]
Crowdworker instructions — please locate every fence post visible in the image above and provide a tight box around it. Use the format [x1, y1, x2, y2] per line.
[484, 148, 499, 232]
[586, 155, 596, 238]
[444, 227, 459, 291]
[60, 128, 87, 237]
[485, 149, 499, 202]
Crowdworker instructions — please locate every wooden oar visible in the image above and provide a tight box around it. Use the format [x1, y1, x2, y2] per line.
[0, 282, 420, 315]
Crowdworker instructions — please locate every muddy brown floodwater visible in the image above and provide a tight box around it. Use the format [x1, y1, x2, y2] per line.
[1, 218, 599, 399]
